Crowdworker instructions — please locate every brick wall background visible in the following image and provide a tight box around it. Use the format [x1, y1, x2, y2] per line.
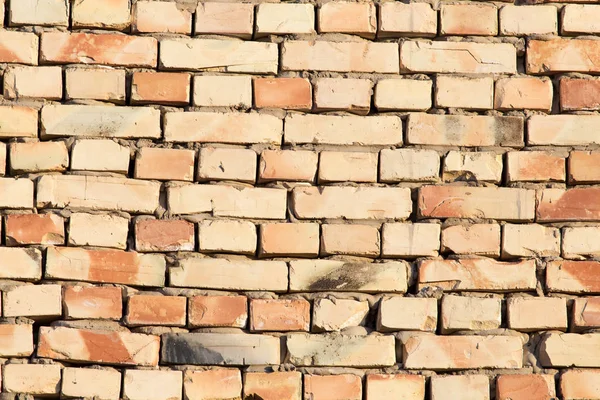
[0, 0, 597, 398]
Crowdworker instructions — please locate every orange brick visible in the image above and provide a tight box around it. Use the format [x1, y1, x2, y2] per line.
[497, 375, 555, 400]
[0, 324, 34, 357]
[560, 78, 600, 111]
[570, 151, 600, 184]
[254, 78, 312, 110]
[131, 72, 190, 106]
[135, 219, 195, 252]
[304, 374, 362, 400]
[244, 372, 302, 400]
[527, 39, 600, 74]
[63, 285, 123, 320]
[259, 223, 320, 257]
[573, 297, 600, 330]
[65, 68, 126, 103]
[440, 3, 498, 35]
[259, 150, 318, 182]
[561, 370, 600, 400]
[5, 213, 64, 245]
[495, 77, 553, 111]
[321, 224, 380, 257]
[134, 147, 195, 181]
[126, 295, 186, 327]
[195, 2, 254, 39]
[506, 151, 565, 182]
[538, 188, 600, 222]
[184, 369, 242, 400]
[188, 295, 248, 328]
[318, 2, 376, 38]
[0, 31, 38, 65]
[250, 298, 310, 332]
[133, 1, 192, 34]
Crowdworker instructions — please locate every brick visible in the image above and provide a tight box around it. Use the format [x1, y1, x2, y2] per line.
[573, 297, 600, 330]
[404, 335, 523, 370]
[244, 372, 302, 400]
[9, 0, 67, 26]
[259, 150, 318, 182]
[0, 178, 33, 209]
[131, 72, 190, 105]
[199, 219, 256, 255]
[527, 39, 600, 74]
[508, 297, 567, 332]
[547, 261, 600, 294]
[431, 375, 490, 400]
[123, 370, 182, 400]
[318, 2, 376, 38]
[562, 4, 600, 34]
[286, 114, 402, 146]
[126, 295, 186, 327]
[506, 151, 565, 182]
[256, 3, 315, 36]
[10, 141, 68, 173]
[435, 76, 494, 109]
[286, 334, 395, 367]
[0, 106, 38, 138]
[443, 151, 503, 183]
[160, 38, 277, 74]
[250, 299, 310, 332]
[259, 223, 319, 258]
[319, 151, 378, 183]
[407, 113, 524, 147]
[69, 213, 129, 249]
[135, 219, 194, 252]
[6, 213, 64, 246]
[400, 41, 516, 74]
[3, 284, 61, 319]
[560, 78, 600, 111]
[41, 104, 160, 139]
[502, 224, 560, 258]
[290, 260, 408, 293]
[170, 257, 288, 292]
[72, 0, 130, 30]
[321, 224, 380, 257]
[46, 247, 166, 287]
[499, 5, 557, 35]
[71, 139, 130, 173]
[314, 78, 372, 115]
[38, 326, 159, 366]
[495, 77, 553, 111]
[198, 147, 256, 183]
[382, 223, 440, 258]
[441, 295, 502, 333]
[37, 175, 160, 213]
[0, 31, 38, 65]
[134, 147, 194, 181]
[539, 332, 600, 367]
[561, 370, 600, 400]
[133, 1, 191, 34]
[65, 67, 126, 103]
[374, 79, 432, 111]
[41, 32, 156, 67]
[254, 78, 312, 110]
[194, 2, 254, 39]
[377, 297, 437, 332]
[304, 374, 362, 400]
[419, 258, 537, 292]
[529, 115, 600, 146]
[312, 298, 370, 332]
[380, 148, 440, 182]
[366, 374, 425, 400]
[0, 144, 6, 176]
[379, 2, 436, 37]
[188, 295, 248, 328]
[538, 188, 600, 221]
[165, 112, 281, 144]
[0, 247, 42, 281]
[497, 374, 555, 400]
[193, 75, 252, 108]
[0, 324, 34, 356]
[564, 227, 600, 259]
[3, 364, 61, 396]
[440, 4, 498, 36]
[63, 285, 123, 320]
[292, 186, 412, 220]
[419, 186, 534, 221]
[168, 184, 286, 219]
[281, 41, 399, 73]
[441, 224, 501, 257]
[62, 367, 122, 400]
[161, 332, 280, 365]
[570, 151, 600, 183]
[4, 66, 62, 100]
[184, 369, 242, 400]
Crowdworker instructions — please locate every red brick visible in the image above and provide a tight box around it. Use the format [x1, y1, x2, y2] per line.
[126, 295, 186, 327]
[5, 213, 64, 245]
[135, 219, 195, 252]
[538, 188, 600, 222]
[134, 147, 195, 181]
[561, 78, 600, 111]
[497, 374, 555, 400]
[244, 372, 302, 400]
[254, 78, 312, 110]
[188, 295, 248, 328]
[259, 223, 320, 258]
[570, 151, 600, 184]
[250, 298, 310, 332]
[63, 286, 123, 320]
[506, 151, 565, 182]
[304, 374, 362, 400]
[131, 72, 190, 106]
[184, 369, 242, 400]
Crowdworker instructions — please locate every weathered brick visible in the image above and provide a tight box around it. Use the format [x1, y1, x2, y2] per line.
[4, 66, 62, 100]
[0, 324, 34, 356]
[0, 178, 33, 209]
[502, 224, 560, 258]
[318, 2, 376, 38]
[256, 3, 315, 36]
[198, 147, 256, 183]
[259, 150, 318, 182]
[380, 148, 440, 182]
[290, 260, 408, 293]
[46, 247, 166, 287]
[10, 141, 68, 173]
[160, 38, 277, 74]
[62, 367, 122, 400]
[440, 4, 498, 36]
[312, 298, 370, 332]
[133, 1, 191, 34]
[407, 113, 524, 147]
[63, 285, 123, 320]
[366, 374, 425, 400]
[188, 295, 248, 328]
[41, 32, 156, 67]
[374, 79, 432, 111]
[65, 67, 126, 103]
[254, 77, 312, 110]
[131, 72, 190, 106]
[38, 326, 160, 366]
[3, 364, 61, 396]
[135, 147, 194, 182]
[135, 219, 194, 252]
[259, 223, 319, 258]
[0, 31, 38, 65]
[69, 213, 129, 249]
[431, 375, 490, 400]
[0, 247, 42, 280]
[72, 0, 130, 30]
[194, 2, 254, 39]
[9, 0, 67, 26]
[378, 297, 437, 332]
[3, 284, 61, 319]
[71, 139, 130, 173]
[250, 299, 310, 332]
[564, 227, 600, 259]
[497, 374, 555, 400]
[170, 257, 288, 292]
[499, 5, 557, 36]
[304, 374, 362, 400]
[282, 41, 399, 73]
[379, 2, 436, 37]
[314, 78, 372, 114]
[184, 369, 242, 400]
[441, 224, 501, 257]
[562, 4, 600, 35]
[538, 188, 600, 221]
[527, 39, 600, 74]
[400, 41, 516, 74]
[419, 258, 537, 291]
[508, 297, 567, 332]
[321, 224, 380, 257]
[443, 151, 503, 183]
[569, 151, 600, 183]
[37, 175, 160, 213]
[547, 261, 600, 294]
[6, 213, 64, 246]
[561, 370, 600, 400]
[560, 78, 600, 111]
[122, 370, 182, 400]
[199, 219, 256, 255]
[319, 151, 377, 183]
[126, 295, 186, 327]
[382, 223, 440, 258]
[193, 75, 252, 108]
[435, 76, 494, 109]
[244, 372, 302, 400]
[0, 106, 38, 138]
[507, 151, 565, 182]
[573, 297, 600, 330]
[529, 115, 600, 146]
[539, 332, 600, 367]
[441, 295, 502, 333]
[495, 77, 553, 111]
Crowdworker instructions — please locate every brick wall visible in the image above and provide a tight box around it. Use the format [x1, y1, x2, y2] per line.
[0, 0, 597, 398]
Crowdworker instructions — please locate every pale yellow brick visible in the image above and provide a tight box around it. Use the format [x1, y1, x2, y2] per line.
[0, 106, 38, 138]
[193, 75, 252, 108]
[494, 77, 553, 112]
[123, 370, 182, 400]
[314, 78, 372, 115]
[378, 297, 437, 332]
[562, 5, 600, 35]
[319, 151, 377, 183]
[133, 1, 191, 34]
[4, 364, 61, 396]
[0, 178, 34, 209]
[4, 66, 62, 100]
[562, 227, 600, 259]
[321, 224, 380, 257]
[382, 223, 440, 258]
[443, 151, 503, 183]
[374, 79, 432, 111]
[10, 141, 68, 173]
[431, 375, 490, 400]
[256, 3, 315, 36]
[72, 0, 131, 30]
[380, 148, 440, 182]
[3, 284, 61, 319]
[441, 295, 502, 333]
[508, 297, 568, 331]
[366, 375, 425, 400]
[71, 139, 130, 173]
[441, 224, 501, 257]
[379, 2, 436, 37]
[199, 220, 257, 255]
[500, 5, 558, 36]
[436, 75, 494, 109]
[313, 298, 370, 332]
[440, 4, 498, 36]
[0, 31, 39, 65]
[198, 147, 256, 183]
[68, 213, 129, 249]
[65, 68, 126, 103]
[9, 0, 68, 26]
[502, 224, 560, 258]
[195, 2, 254, 39]
[62, 368, 122, 400]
